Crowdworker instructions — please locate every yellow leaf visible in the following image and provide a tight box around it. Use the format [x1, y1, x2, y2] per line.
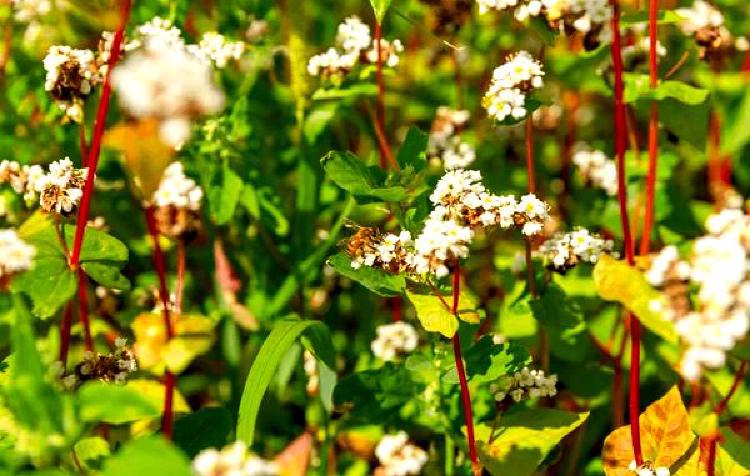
[126, 378, 191, 437]
[133, 313, 215, 375]
[603, 387, 695, 475]
[105, 119, 175, 199]
[593, 255, 678, 342]
[406, 288, 481, 337]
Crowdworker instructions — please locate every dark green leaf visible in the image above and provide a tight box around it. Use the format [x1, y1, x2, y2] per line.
[321, 151, 407, 202]
[173, 407, 233, 458]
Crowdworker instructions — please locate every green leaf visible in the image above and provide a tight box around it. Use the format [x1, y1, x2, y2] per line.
[81, 262, 131, 291]
[369, 0, 392, 23]
[722, 88, 750, 156]
[623, 74, 710, 105]
[717, 427, 750, 476]
[101, 436, 192, 476]
[321, 151, 407, 202]
[620, 10, 682, 25]
[73, 437, 110, 469]
[396, 127, 428, 171]
[209, 160, 244, 225]
[236, 317, 335, 443]
[327, 252, 405, 296]
[333, 363, 417, 422]
[593, 255, 679, 343]
[173, 407, 232, 458]
[11, 255, 76, 319]
[530, 284, 595, 362]
[78, 382, 161, 424]
[475, 409, 589, 476]
[406, 288, 482, 338]
[463, 337, 531, 384]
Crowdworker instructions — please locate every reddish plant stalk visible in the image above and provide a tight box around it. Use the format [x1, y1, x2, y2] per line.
[450, 265, 480, 475]
[68, 0, 132, 270]
[144, 206, 176, 438]
[714, 361, 748, 415]
[174, 241, 186, 315]
[706, 437, 718, 476]
[640, 0, 659, 256]
[58, 302, 74, 365]
[374, 21, 390, 170]
[610, 0, 643, 465]
[77, 270, 94, 351]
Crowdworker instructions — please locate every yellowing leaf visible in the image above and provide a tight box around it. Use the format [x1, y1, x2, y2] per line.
[406, 288, 482, 338]
[126, 379, 191, 437]
[133, 313, 215, 374]
[593, 255, 678, 342]
[275, 432, 313, 476]
[603, 387, 695, 475]
[105, 119, 175, 199]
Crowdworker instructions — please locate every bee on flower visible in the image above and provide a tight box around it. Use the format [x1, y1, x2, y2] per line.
[538, 228, 614, 272]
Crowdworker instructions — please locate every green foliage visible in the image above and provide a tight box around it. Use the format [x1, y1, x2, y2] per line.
[406, 288, 482, 337]
[101, 436, 192, 476]
[327, 252, 405, 296]
[321, 151, 407, 202]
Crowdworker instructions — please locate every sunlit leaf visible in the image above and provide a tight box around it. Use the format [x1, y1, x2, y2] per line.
[132, 313, 215, 375]
[406, 287, 481, 337]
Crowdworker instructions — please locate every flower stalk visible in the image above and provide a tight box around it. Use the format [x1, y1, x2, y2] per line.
[610, 0, 643, 465]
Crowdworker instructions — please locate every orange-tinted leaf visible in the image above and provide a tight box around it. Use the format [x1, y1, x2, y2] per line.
[275, 432, 313, 476]
[105, 119, 175, 199]
[603, 387, 695, 475]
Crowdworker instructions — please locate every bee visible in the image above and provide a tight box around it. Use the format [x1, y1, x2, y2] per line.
[342, 224, 380, 258]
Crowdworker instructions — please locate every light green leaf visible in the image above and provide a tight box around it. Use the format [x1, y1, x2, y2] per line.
[236, 317, 335, 443]
[101, 436, 192, 476]
[209, 160, 244, 225]
[73, 437, 110, 468]
[406, 288, 481, 338]
[78, 382, 161, 424]
[321, 151, 407, 202]
[623, 74, 710, 105]
[476, 409, 589, 476]
[369, 0, 392, 23]
[327, 252, 405, 296]
[593, 255, 679, 343]
[396, 127, 428, 171]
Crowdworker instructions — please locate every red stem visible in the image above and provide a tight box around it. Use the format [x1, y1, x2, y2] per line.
[714, 361, 748, 415]
[174, 241, 185, 315]
[610, 0, 643, 465]
[640, 0, 659, 256]
[77, 269, 94, 352]
[706, 437, 718, 476]
[390, 296, 401, 322]
[374, 21, 389, 169]
[144, 206, 176, 438]
[68, 0, 132, 270]
[58, 302, 74, 365]
[451, 264, 480, 475]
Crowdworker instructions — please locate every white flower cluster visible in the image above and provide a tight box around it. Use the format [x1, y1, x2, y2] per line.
[647, 209, 750, 381]
[572, 144, 617, 196]
[483, 51, 544, 123]
[538, 228, 614, 272]
[42, 45, 103, 122]
[476, 0, 610, 35]
[153, 162, 202, 210]
[193, 441, 278, 476]
[629, 461, 669, 476]
[371, 321, 419, 361]
[112, 17, 228, 147]
[564, 0, 612, 34]
[0, 229, 35, 280]
[375, 432, 428, 476]
[427, 107, 476, 170]
[622, 37, 668, 61]
[347, 171, 549, 278]
[35, 158, 88, 215]
[307, 16, 403, 78]
[0, 160, 44, 202]
[491, 366, 558, 403]
[476, 0, 562, 21]
[188, 32, 246, 68]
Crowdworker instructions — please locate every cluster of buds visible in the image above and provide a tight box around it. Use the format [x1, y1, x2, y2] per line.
[0, 229, 35, 288]
[371, 322, 419, 361]
[193, 441, 278, 476]
[628, 461, 669, 476]
[419, 0, 473, 35]
[303, 350, 319, 395]
[490, 366, 558, 403]
[538, 228, 614, 273]
[676, 1, 749, 65]
[152, 162, 203, 240]
[112, 17, 234, 148]
[647, 208, 750, 381]
[477, 0, 612, 48]
[572, 144, 617, 196]
[59, 338, 137, 389]
[374, 432, 428, 476]
[0, 160, 44, 202]
[307, 16, 403, 80]
[482, 51, 544, 123]
[42, 45, 106, 122]
[426, 107, 476, 170]
[345, 170, 550, 278]
[348, 228, 414, 273]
